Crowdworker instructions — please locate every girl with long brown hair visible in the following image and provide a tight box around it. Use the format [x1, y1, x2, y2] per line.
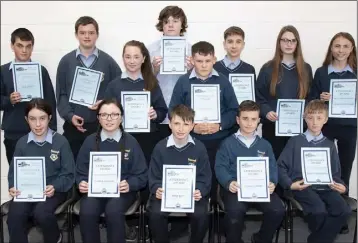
[255, 25, 313, 159]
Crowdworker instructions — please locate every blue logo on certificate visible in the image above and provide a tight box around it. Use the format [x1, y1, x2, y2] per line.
[16, 67, 26, 71]
[78, 71, 89, 76]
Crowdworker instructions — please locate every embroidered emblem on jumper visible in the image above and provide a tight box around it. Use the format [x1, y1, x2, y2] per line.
[257, 150, 266, 157]
[124, 149, 130, 160]
[50, 150, 60, 161]
[101, 72, 105, 82]
[188, 158, 196, 165]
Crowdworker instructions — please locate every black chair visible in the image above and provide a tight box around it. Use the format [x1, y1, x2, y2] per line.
[143, 197, 215, 243]
[285, 191, 357, 243]
[68, 192, 143, 243]
[1, 200, 10, 243]
[216, 186, 288, 243]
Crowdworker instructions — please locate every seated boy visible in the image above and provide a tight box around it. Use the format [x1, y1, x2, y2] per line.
[215, 100, 285, 243]
[148, 104, 212, 243]
[277, 99, 351, 243]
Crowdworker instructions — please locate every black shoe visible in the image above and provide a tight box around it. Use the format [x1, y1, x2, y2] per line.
[340, 224, 349, 234]
[126, 225, 138, 242]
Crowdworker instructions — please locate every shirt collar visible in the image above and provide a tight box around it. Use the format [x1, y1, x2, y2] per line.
[166, 134, 195, 148]
[327, 64, 353, 74]
[9, 59, 32, 70]
[189, 69, 219, 80]
[235, 129, 260, 139]
[76, 47, 99, 58]
[223, 55, 241, 67]
[27, 129, 53, 144]
[304, 130, 324, 142]
[100, 129, 122, 142]
[281, 60, 296, 67]
[121, 71, 144, 80]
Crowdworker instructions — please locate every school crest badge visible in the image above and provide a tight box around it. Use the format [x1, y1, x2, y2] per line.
[50, 150, 60, 161]
[257, 150, 266, 157]
[188, 158, 196, 165]
[124, 149, 130, 160]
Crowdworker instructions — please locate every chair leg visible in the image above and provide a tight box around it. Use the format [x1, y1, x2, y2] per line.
[289, 204, 293, 243]
[353, 216, 357, 243]
[284, 207, 289, 243]
[208, 212, 213, 243]
[217, 206, 221, 243]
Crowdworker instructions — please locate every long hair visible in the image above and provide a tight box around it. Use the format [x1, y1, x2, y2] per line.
[95, 98, 126, 158]
[122, 40, 159, 91]
[268, 25, 310, 99]
[322, 32, 357, 72]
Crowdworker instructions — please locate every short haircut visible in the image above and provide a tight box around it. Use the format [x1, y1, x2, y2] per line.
[11, 28, 34, 45]
[169, 104, 195, 123]
[237, 100, 260, 117]
[192, 41, 215, 56]
[156, 6, 188, 35]
[25, 98, 52, 117]
[304, 100, 328, 115]
[224, 26, 245, 40]
[75, 16, 99, 34]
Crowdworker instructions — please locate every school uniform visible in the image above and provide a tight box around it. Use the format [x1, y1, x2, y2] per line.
[75, 129, 148, 243]
[308, 64, 357, 190]
[214, 56, 257, 134]
[147, 39, 192, 143]
[255, 61, 313, 159]
[215, 130, 285, 243]
[148, 135, 212, 243]
[56, 47, 122, 160]
[104, 71, 168, 164]
[277, 131, 351, 243]
[0, 61, 57, 164]
[7, 129, 75, 243]
[169, 68, 239, 201]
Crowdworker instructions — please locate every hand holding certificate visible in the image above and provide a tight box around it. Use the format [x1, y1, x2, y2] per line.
[191, 84, 221, 123]
[160, 36, 187, 74]
[13, 157, 46, 202]
[88, 152, 121, 198]
[12, 62, 43, 102]
[329, 79, 357, 118]
[161, 165, 196, 213]
[229, 74, 255, 104]
[237, 157, 270, 202]
[69, 67, 103, 107]
[301, 147, 333, 185]
[275, 99, 305, 136]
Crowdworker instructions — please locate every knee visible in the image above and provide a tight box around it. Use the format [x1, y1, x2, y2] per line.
[192, 207, 208, 221]
[148, 208, 166, 222]
[225, 203, 246, 220]
[33, 210, 54, 224]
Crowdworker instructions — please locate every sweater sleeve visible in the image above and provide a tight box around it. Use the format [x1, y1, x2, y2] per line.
[0, 68, 12, 111]
[151, 85, 168, 123]
[168, 76, 185, 113]
[215, 140, 235, 191]
[266, 141, 278, 184]
[195, 145, 212, 197]
[330, 143, 346, 191]
[8, 140, 24, 189]
[56, 58, 74, 122]
[308, 68, 323, 102]
[109, 57, 122, 81]
[277, 138, 295, 190]
[75, 136, 93, 186]
[148, 144, 164, 195]
[51, 138, 75, 192]
[255, 65, 274, 119]
[126, 139, 148, 192]
[220, 80, 239, 130]
[41, 66, 57, 131]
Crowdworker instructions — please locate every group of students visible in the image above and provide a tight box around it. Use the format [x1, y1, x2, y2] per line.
[1, 4, 357, 243]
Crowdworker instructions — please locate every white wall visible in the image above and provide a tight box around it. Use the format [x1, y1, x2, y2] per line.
[1, 1, 357, 203]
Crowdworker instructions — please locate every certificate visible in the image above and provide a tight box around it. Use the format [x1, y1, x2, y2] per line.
[121, 91, 151, 133]
[229, 73, 255, 104]
[275, 99, 305, 137]
[191, 84, 221, 123]
[329, 79, 357, 118]
[237, 157, 270, 202]
[301, 147, 333, 185]
[160, 36, 187, 74]
[12, 62, 43, 102]
[161, 164, 196, 213]
[14, 157, 46, 202]
[69, 66, 103, 107]
[88, 152, 121, 198]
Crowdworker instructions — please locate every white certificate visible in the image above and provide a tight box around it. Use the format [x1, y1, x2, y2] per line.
[329, 79, 357, 118]
[301, 147, 333, 185]
[237, 157, 270, 202]
[229, 73, 255, 104]
[88, 152, 121, 198]
[161, 164, 196, 213]
[69, 66, 103, 107]
[12, 62, 43, 102]
[275, 99, 305, 137]
[191, 84, 221, 123]
[14, 157, 46, 202]
[121, 91, 151, 133]
[160, 36, 187, 74]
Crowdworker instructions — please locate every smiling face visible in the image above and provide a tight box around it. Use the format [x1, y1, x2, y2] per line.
[330, 36, 354, 63]
[236, 110, 260, 136]
[169, 115, 194, 142]
[75, 24, 98, 50]
[25, 108, 51, 138]
[98, 103, 122, 133]
[123, 45, 145, 74]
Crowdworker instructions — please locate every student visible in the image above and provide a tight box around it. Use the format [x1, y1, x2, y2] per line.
[148, 5, 193, 143]
[255, 25, 313, 160]
[148, 104, 211, 243]
[0, 28, 57, 164]
[169, 41, 239, 200]
[308, 32, 357, 192]
[105, 40, 168, 165]
[75, 98, 148, 243]
[56, 16, 122, 160]
[215, 100, 285, 243]
[277, 100, 351, 243]
[7, 98, 75, 243]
